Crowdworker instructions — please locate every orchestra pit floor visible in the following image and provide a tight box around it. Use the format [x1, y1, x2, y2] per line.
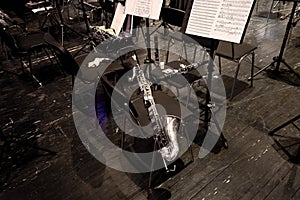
[0, 1, 300, 200]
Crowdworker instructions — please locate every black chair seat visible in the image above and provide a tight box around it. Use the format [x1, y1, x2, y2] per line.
[183, 34, 219, 51]
[16, 32, 47, 53]
[76, 55, 125, 84]
[166, 60, 202, 84]
[44, 33, 80, 77]
[161, 7, 185, 27]
[216, 42, 257, 60]
[215, 41, 257, 100]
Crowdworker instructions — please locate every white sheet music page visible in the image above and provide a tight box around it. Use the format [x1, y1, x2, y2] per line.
[125, 0, 163, 20]
[186, 0, 254, 43]
[111, 3, 127, 35]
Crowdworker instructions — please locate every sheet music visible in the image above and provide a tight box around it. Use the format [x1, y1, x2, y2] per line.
[186, 0, 255, 43]
[111, 3, 127, 35]
[125, 0, 163, 20]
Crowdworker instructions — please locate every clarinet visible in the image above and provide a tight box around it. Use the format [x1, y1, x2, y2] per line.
[135, 65, 165, 139]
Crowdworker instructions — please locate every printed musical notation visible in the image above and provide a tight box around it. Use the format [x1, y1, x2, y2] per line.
[111, 3, 127, 35]
[186, 0, 255, 43]
[125, 0, 163, 20]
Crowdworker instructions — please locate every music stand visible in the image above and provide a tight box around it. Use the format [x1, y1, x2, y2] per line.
[181, 0, 250, 149]
[41, 0, 84, 46]
[252, 0, 300, 80]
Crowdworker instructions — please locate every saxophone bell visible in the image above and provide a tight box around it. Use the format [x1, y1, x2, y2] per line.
[159, 115, 180, 162]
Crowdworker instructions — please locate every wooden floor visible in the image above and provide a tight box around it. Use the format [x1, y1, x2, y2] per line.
[1, 1, 300, 199]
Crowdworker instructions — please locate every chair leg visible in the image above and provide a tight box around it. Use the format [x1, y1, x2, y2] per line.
[192, 46, 197, 62]
[28, 54, 33, 77]
[72, 75, 75, 87]
[148, 140, 158, 188]
[20, 58, 25, 74]
[166, 37, 171, 63]
[250, 52, 255, 87]
[230, 61, 242, 100]
[29, 54, 42, 87]
[183, 124, 194, 162]
[267, 0, 276, 23]
[121, 114, 127, 149]
[2, 42, 9, 61]
[218, 56, 222, 74]
[43, 47, 54, 66]
[183, 41, 188, 62]
[185, 84, 193, 109]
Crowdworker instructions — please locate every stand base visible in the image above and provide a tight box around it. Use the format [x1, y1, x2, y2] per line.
[150, 22, 174, 36]
[269, 114, 300, 136]
[269, 114, 300, 164]
[147, 188, 171, 200]
[250, 56, 300, 80]
[206, 104, 228, 149]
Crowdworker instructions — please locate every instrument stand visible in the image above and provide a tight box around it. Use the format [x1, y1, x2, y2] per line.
[252, 1, 300, 80]
[144, 19, 155, 64]
[140, 19, 182, 192]
[143, 19, 166, 190]
[205, 42, 228, 149]
[147, 188, 171, 200]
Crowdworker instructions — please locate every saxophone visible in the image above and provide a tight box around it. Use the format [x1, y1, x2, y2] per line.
[130, 64, 179, 163]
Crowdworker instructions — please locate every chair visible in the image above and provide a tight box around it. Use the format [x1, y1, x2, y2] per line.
[159, 8, 207, 107]
[99, 0, 116, 27]
[153, 7, 186, 34]
[45, 32, 106, 86]
[100, 68, 139, 149]
[128, 89, 195, 187]
[215, 41, 257, 100]
[44, 32, 80, 85]
[0, 25, 56, 85]
[81, 0, 102, 22]
[45, 33, 134, 86]
[169, 0, 188, 10]
[71, 0, 102, 23]
[101, 68, 195, 187]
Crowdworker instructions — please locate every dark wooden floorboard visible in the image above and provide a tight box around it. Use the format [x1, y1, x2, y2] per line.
[169, 125, 265, 199]
[1, 1, 300, 199]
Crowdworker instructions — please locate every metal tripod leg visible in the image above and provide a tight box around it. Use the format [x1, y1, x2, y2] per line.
[280, 59, 300, 79]
[249, 57, 300, 80]
[209, 104, 228, 149]
[250, 60, 274, 79]
[251, 2, 300, 81]
[269, 114, 300, 136]
[268, 114, 300, 163]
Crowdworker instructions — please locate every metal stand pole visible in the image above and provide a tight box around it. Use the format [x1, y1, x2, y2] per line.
[252, 1, 300, 79]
